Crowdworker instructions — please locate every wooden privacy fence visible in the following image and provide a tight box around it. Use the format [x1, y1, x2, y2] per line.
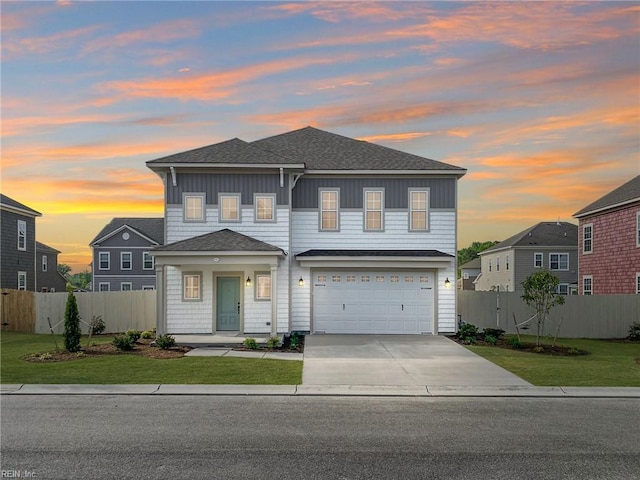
[1, 289, 36, 333]
[458, 291, 640, 338]
[34, 291, 156, 335]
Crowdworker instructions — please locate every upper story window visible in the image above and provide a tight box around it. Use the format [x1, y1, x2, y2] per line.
[42, 255, 48, 272]
[17, 271, 27, 290]
[184, 193, 205, 222]
[99, 252, 110, 270]
[583, 224, 593, 253]
[17, 220, 26, 251]
[143, 252, 154, 270]
[121, 252, 132, 270]
[320, 189, 339, 231]
[549, 253, 569, 271]
[583, 275, 593, 295]
[255, 194, 275, 222]
[364, 189, 384, 231]
[488, 259, 492, 272]
[409, 189, 429, 231]
[534, 252, 543, 268]
[220, 193, 241, 222]
[506, 254, 510, 270]
[496, 256, 500, 271]
[183, 273, 202, 301]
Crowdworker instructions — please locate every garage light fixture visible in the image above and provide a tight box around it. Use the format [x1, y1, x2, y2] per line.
[298, 276, 304, 287]
[444, 278, 451, 288]
[245, 276, 252, 287]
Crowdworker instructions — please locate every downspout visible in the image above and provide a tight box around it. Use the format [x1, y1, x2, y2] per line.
[169, 166, 177, 187]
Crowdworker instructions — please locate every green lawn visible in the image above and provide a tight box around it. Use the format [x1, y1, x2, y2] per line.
[466, 335, 640, 387]
[0, 332, 302, 385]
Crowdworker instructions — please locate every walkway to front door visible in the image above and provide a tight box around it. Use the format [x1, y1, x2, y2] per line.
[216, 276, 240, 331]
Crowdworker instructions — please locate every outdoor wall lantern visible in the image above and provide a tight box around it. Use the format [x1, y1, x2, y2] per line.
[245, 276, 252, 287]
[298, 276, 304, 287]
[444, 278, 451, 288]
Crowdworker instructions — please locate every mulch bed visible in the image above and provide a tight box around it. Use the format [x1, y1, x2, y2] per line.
[22, 339, 191, 363]
[448, 335, 590, 356]
[233, 334, 305, 353]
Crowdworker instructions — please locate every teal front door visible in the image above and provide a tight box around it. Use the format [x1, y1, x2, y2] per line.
[216, 277, 240, 331]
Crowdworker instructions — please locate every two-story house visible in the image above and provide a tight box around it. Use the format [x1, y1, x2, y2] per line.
[0, 194, 41, 291]
[573, 175, 640, 294]
[459, 258, 481, 290]
[36, 242, 68, 292]
[90, 218, 164, 292]
[147, 127, 466, 336]
[474, 222, 578, 294]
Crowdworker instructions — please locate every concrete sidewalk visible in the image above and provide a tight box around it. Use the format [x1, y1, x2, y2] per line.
[1, 384, 639, 397]
[184, 347, 302, 361]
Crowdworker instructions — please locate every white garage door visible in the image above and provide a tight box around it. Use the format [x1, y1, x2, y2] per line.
[313, 271, 434, 334]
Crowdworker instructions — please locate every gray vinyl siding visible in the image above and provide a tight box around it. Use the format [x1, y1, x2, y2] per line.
[292, 177, 456, 209]
[0, 210, 36, 290]
[166, 173, 289, 206]
[93, 278, 156, 291]
[514, 248, 579, 291]
[36, 252, 67, 292]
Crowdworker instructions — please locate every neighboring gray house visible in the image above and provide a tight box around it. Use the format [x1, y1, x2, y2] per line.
[36, 242, 67, 292]
[459, 257, 481, 290]
[474, 222, 578, 294]
[90, 218, 164, 292]
[0, 194, 41, 291]
[147, 126, 466, 336]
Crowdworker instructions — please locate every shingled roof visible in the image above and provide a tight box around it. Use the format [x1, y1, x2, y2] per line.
[573, 175, 640, 218]
[153, 229, 284, 254]
[481, 222, 578, 254]
[90, 218, 164, 245]
[0, 194, 42, 217]
[36, 241, 60, 254]
[296, 249, 453, 258]
[146, 126, 466, 173]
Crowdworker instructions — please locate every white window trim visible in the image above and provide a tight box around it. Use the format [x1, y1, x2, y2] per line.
[143, 251, 154, 270]
[183, 193, 206, 222]
[42, 255, 48, 272]
[549, 252, 569, 271]
[636, 212, 640, 247]
[408, 189, 429, 232]
[496, 256, 500, 272]
[98, 252, 110, 270]
[120, 252, 132, 271]
[17, 271, 27, 290]
[556, 283, 569, 295]
[183, 272, 202, 301]
[488, 259, 492, 272]
[99, 282, 110, 292]
[364, 188, 384, 232]
[142, 285, 155, 291]
[583, 223, 593, 254]
[219, 193, 241, 223]
[506, 254, 510, 271]
[17, 220, 26, 251]
[120, 282, 132, 291]
[319, 189, 340, 232]
[583, 275, 593, 295]
[255, 272, 271, 301]
[534, 252, 543, 268]
[254, 193, 276, 223]
[636, 273, 640, 294]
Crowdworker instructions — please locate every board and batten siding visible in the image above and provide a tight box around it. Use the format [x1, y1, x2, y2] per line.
[290, 210, 457, 333]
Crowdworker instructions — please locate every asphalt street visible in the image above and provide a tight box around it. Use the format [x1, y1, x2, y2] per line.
[1, 395, 639, 479]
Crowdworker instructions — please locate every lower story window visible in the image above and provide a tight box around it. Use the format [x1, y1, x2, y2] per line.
[556, 284, 569, 296]
[636, 274, 640, 294]
[17, 271, 27, 290]
[99, 283, 110, 292]
[255, 273, 271, 300]
[121, 283, 132, 291]
[583, 276, 593, 295]
[183, 273, 202, 301]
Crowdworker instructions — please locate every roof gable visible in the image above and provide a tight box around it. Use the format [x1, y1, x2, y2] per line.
[90, 218, 164, 246]
[153, 228, 284, 254]
[573, 175, 640, 218]
[482, 222, 578, 254]
[36, 241, 60, 254]
[0, 194, 42, 217]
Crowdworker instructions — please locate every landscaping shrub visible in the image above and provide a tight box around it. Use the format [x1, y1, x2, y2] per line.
[484, 334, 498, 345]
[243, 338, 258, 350]
[126, 329, 141, 342]
[267, 336, 281, 349]
[483, 328, 505, 340]
[458, 323, 478, 344]
[141, 330, 155, 340]
[627, 322, 640, 342]
[288, 333, 300, 350]
[112, 335, 135, 351]
[509, 337, 523, 349]
[63, 289, 81, 353]
[155, 334, 176, 350]
[89, 315, 106, 335]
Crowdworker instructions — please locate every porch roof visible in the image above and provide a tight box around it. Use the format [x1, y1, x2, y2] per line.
[152, 229, 285, 256]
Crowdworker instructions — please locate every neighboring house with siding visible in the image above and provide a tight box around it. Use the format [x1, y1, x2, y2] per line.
[90, 218, 164, 292]
[459, 258, 481, 290]
[147, 126, 466, 336]
[573, 175, 640, 295]
[474, 222, 578, 294]
[36, 242, 67, 292]
[0, 194, 41, 291]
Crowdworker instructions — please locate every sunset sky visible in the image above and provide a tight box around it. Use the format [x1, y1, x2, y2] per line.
[1, 1, 639, 273]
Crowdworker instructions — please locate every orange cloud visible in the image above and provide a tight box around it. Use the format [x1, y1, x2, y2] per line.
[2, 25, 103, 57]
[264, 2, 432, 23]
[357, 132, 433, 143]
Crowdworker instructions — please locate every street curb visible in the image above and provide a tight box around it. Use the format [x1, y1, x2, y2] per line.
[2, 384, 639, 398]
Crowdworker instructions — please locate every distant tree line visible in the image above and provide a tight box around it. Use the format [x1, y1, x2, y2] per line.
[58, 264, 92, 290]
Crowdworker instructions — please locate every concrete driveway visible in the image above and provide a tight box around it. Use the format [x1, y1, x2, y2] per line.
[302, 335, 531, 386]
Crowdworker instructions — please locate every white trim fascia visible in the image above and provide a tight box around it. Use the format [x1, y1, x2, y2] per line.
[303, 169, 467, 176]
[574, 198, 640, 218]
[297, 257, 453, 269]
[153, 250, 284, 257]
[93, 274, 157, 278]
[0, 204, 42, 218]
[91, 224, 160, 246]
[148, 162, 306, 170]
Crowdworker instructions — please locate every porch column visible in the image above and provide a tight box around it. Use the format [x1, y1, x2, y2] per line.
[270, 265, 278, 335]
[155, 264, 166, 335]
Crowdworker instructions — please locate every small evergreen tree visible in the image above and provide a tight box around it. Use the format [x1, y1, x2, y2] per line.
[521, 269, 565, 347]
[63, 286, 82, 352]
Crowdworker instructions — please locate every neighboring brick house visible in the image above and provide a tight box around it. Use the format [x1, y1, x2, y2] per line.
[0, 194, 41, 291]
[36, 242, 67, 292]
[90, 218, 165, 291]
[147, 126, 466, 336]
[573, 175, 640, 295]
[474, 222, 578, 294]
[459, 258, 481, 290]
